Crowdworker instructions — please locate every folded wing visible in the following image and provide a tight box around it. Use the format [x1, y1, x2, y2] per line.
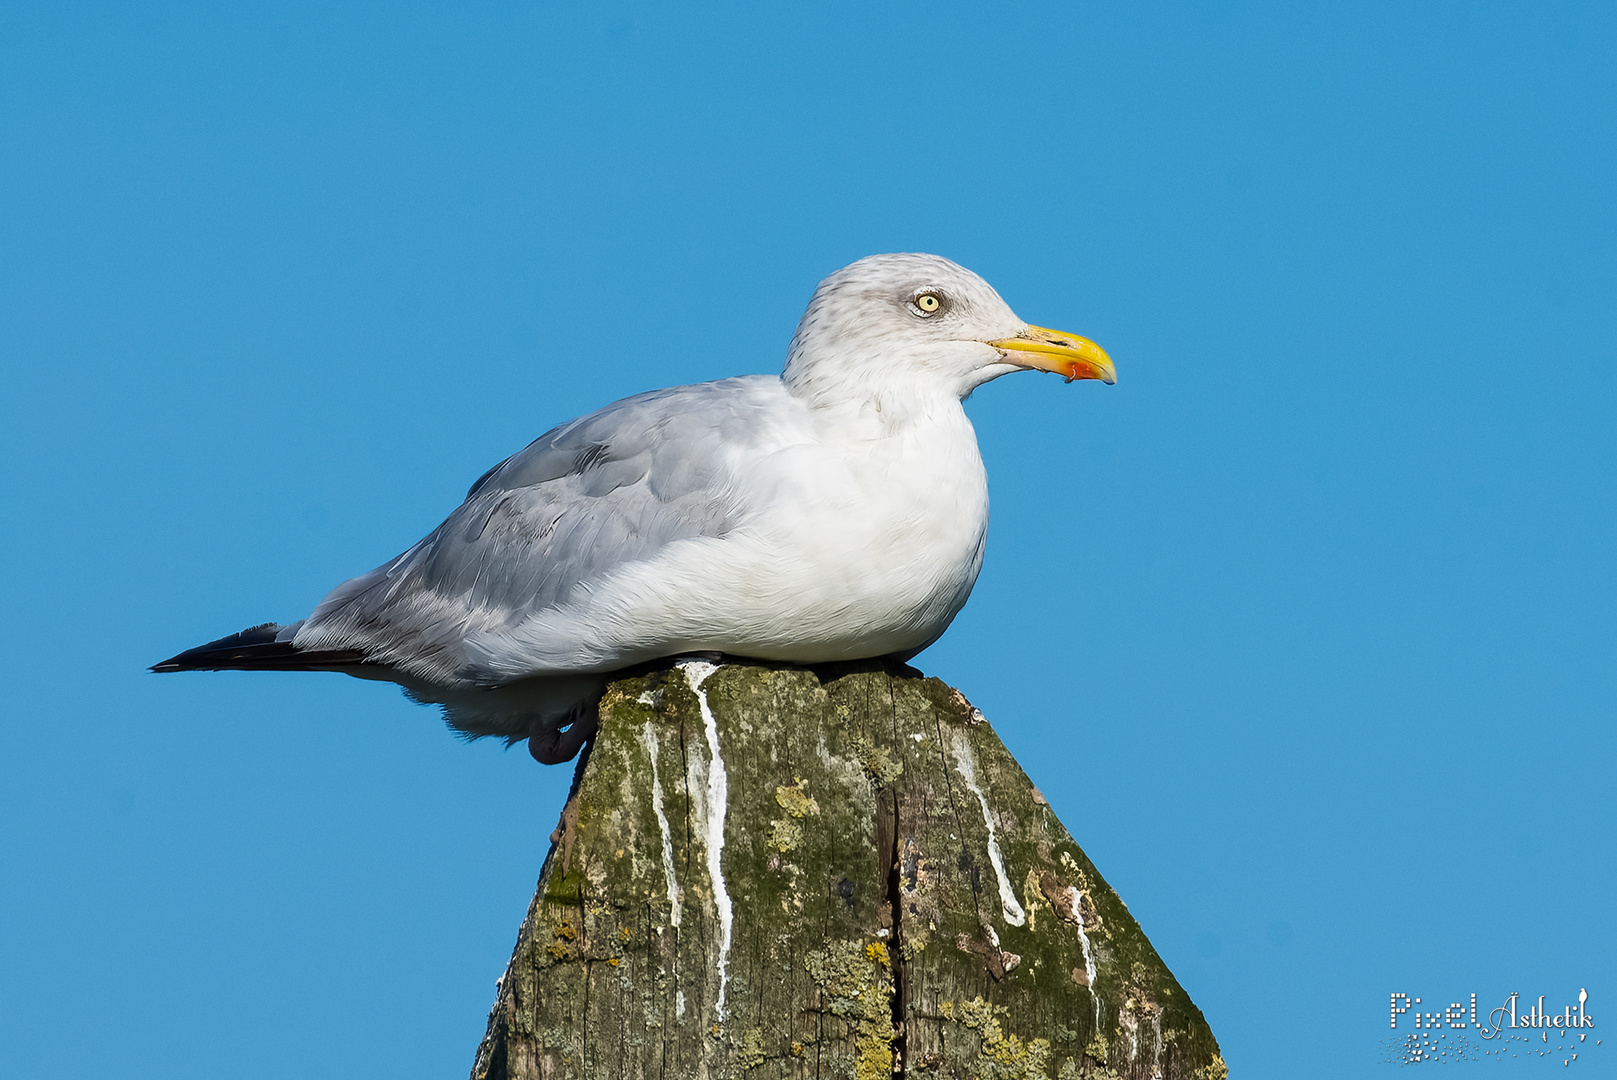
[292, 376, 785, 686]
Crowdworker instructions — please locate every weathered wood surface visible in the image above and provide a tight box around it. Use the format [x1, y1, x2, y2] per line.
[471, 659, 1225, 1080]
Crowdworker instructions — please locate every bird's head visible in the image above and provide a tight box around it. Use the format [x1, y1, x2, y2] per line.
[782, 253, 1114, 408]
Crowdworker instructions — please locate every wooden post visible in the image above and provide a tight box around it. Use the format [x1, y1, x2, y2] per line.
[470, 659, 1226, 1080]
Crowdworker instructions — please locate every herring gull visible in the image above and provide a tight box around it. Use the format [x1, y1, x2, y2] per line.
[153, 253, 1115, 762]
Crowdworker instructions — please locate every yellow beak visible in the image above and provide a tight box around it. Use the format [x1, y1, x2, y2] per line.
[986, 325, 1115, 385]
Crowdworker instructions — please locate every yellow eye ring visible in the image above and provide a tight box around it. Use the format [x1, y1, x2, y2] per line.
[915, 293, 942, 314]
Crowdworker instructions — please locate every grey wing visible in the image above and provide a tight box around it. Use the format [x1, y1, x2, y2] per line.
[293, 377, 777, 686]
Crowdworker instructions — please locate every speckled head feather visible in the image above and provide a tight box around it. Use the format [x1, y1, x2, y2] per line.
[782, 253, 1029, 406]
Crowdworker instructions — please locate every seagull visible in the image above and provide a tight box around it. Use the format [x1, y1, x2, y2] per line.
[153, 253, 1114, 762]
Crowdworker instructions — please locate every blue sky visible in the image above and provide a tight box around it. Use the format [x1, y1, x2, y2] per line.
[2, 2, 1612, 1076]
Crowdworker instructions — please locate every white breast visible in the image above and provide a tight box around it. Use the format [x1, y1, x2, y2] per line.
[468, 390, 991, 677]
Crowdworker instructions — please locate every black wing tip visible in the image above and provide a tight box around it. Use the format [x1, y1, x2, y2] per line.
[151, 622, 368, 673]
[152, 623, 281, 672]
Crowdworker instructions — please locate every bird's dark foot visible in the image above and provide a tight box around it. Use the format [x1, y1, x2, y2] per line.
[528, 706, 599, 765]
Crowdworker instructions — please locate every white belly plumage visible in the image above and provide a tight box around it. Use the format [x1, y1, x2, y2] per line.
[462, 396, 993, 680]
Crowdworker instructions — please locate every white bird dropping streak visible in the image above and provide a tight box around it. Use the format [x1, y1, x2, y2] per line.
[1150, 1009, 1164, 1080]
[640, 722, 681, 929]
[1066, 883, 1102, 1029]
[949, 732, 1027, 926]
[680, 659, 732, 1019]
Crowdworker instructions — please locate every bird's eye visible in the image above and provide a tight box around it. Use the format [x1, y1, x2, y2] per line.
[914, 292, 943, 315]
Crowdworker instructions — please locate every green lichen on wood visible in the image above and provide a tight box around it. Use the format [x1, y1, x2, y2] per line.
[470, 659, 1223, 1080]
[849, 733, 905, 785]
[804, 939, 896, 1080]
[768, 816, 804, 853]
[733, 1027, 767, 1069]
[939, 997, 1053, 1080]
[774, 779, 820, 818]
